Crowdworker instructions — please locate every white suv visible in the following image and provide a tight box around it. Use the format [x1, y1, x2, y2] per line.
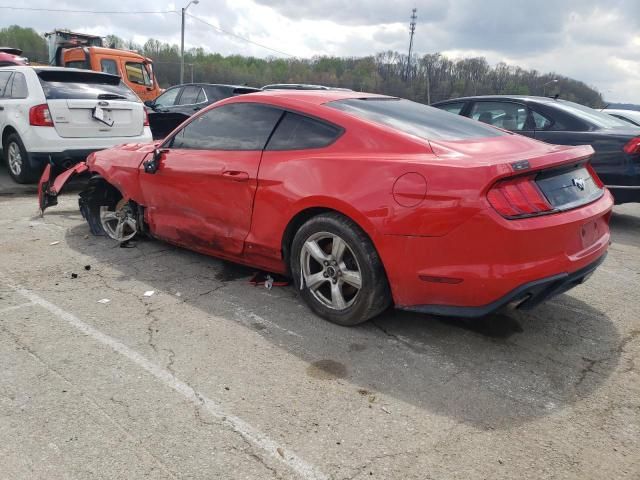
[0, 66, 152, 183]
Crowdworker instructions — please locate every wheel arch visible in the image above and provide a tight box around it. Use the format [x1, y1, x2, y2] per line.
[1, 125, 18, 148]
[280, 201, 384, 275]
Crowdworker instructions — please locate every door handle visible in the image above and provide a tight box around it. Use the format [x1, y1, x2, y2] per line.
[222, 170, 249, 182]
[0, 106, 4, 111]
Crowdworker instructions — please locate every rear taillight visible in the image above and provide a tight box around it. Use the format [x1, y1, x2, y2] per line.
[586, 163, 604, 188]
[623, 137, 640, 155]
[29, 104, 54, 127]
[143, 109, 149, 126]
[487, 175, 553, 218]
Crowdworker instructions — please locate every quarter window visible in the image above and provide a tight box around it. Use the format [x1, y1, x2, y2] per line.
[171, 103, 283, 150]
[100, 59, 118, 76]
[470, 102, 528, 131]
[267, 112, 342, 150]
[9, 72, 28, 98]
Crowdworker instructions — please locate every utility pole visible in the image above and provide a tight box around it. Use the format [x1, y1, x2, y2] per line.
[406, 8, 417, 81]
[180, 0, 199, 84]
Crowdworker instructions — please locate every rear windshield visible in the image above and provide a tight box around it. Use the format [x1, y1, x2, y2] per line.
[552, 100, 629, 129]
[37, 70, 139, 102]
[328, 97, 505, 140]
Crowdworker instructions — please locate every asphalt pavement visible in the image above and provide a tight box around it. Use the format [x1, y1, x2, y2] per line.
[0, 163, 638, 479]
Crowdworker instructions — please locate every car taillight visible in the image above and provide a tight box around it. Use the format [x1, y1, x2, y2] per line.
[586, 163, 604, 188]
[29, 104, 54, 127]
[143, 109, 149, 126]
[487, 175, 553, 218]
[623, 137, 640, 155]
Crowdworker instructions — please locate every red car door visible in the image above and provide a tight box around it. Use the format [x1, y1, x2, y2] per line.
[138, 102, 283, 256]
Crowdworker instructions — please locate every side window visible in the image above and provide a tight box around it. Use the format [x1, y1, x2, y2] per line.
[125, 62, 152, 86]
[0, 71, 13, 97]
[171, 103, 283, 150]
[9, 72, 28, 98]
[266, 112, 342, 150]
[100, 59, 119, 76]
[195, 88, 206, 104]
[436, 102, 465, 115]
[470, 101, 528, 131]
[176, 86, 201, 105]
[154, 88, 181, 108]
[531, 110, 553, 130]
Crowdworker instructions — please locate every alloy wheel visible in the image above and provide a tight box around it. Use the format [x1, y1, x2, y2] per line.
[7, 142, 22, 176]
[99, 199, 137, 242]
[300, 232, 362, 310]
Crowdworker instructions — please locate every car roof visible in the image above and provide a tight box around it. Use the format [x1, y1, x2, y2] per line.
[0, 65, 120, 77]
[433, 95, 566, 105]
[168, 83, 261, 91]
[244, 89, 390, 105]
[602, 108, 640, 114]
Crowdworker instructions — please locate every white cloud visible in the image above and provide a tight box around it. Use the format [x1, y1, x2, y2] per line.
[2, 0, 639, 102]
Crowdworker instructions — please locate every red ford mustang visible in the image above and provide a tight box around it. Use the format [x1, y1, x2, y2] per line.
[39, 90, 613, 325]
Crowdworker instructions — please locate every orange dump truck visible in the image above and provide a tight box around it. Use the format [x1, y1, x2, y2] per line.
[45, 30, 161, 102]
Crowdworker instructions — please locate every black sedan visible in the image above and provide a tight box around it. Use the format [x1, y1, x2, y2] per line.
[144, 83, 260, 139]
[432, 95, 640, 204]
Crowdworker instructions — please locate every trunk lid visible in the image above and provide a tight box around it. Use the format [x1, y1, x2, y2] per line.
[36, 68, 144, 138]
[47, 99, 143, 138]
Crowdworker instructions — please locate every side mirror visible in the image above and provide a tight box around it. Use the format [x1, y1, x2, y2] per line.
[144, 100, 155, 108]
[143, 148, 166, 174]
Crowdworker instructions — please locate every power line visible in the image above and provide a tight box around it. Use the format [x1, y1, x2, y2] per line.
[0, 6, 176, 14]
[185, 12, 295, 58]
[0, 5, 296, 58]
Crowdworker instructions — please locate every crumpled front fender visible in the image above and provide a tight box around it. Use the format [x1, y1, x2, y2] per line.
[38, 162, 89, 214]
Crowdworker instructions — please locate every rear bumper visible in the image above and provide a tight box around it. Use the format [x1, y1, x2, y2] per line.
[378, 190, 614, 314]
[401, 253, 607, 317]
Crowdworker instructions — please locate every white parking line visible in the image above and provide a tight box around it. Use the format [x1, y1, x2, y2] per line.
[1, 278, 327, 480]
[0, 301, 34, 314]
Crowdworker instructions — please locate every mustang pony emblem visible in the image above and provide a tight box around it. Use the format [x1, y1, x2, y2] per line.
[572, 177, 586, 191]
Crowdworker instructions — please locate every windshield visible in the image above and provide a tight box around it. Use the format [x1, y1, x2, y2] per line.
[553, 100, 630, 129]
[328, 97, 505, 141]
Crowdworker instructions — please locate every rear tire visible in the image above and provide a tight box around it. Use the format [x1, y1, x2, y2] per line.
[290, 212, 391, 326]
[3, 133, 37, 184]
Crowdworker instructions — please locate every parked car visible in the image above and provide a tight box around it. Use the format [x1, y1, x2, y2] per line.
[0, 47, 29, 67]
[0, 66, 152, 183]
[144, 83, 261, 139]
[602, 108, 640, 127]
[262, 83, 352, 91]
[39, 91, 612, 325]
[432, 95, 640, 204]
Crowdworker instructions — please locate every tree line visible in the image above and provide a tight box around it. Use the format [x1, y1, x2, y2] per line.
[1, 25, 604, 107]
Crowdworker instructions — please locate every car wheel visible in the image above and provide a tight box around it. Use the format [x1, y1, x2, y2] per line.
[3, 133, 37, 184]
[79, 178, 138, 242]
[290, 212, 391, 326]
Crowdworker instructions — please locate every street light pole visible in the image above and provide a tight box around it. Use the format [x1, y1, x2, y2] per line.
[543, 79, 558, 97]
[180, 0, 199, 84]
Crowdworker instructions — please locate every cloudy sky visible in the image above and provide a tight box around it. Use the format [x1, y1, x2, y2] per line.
[2, 0, 640, 102]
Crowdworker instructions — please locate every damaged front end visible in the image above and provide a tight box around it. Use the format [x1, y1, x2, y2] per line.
[38, 162, 89, 214]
